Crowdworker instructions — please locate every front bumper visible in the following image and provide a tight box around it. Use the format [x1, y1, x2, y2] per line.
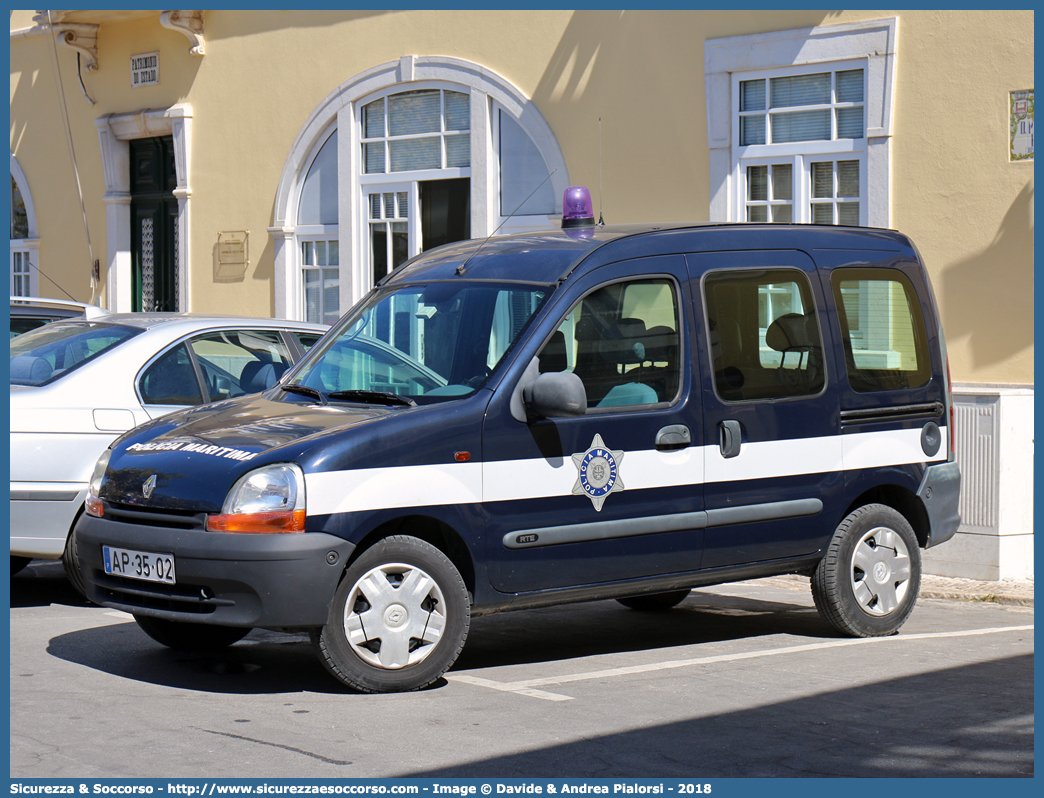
[75, 512, 355, 627]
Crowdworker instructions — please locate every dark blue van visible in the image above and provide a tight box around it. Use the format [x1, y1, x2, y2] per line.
[74, 214, 961, 693]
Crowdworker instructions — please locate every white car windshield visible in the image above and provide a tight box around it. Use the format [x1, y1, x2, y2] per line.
[10, 321, 142, 386]
[287, 282, 548, 405]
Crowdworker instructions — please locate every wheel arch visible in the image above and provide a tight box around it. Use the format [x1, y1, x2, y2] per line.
[840, 484, 929, 548]
[347, 514, 477, 598]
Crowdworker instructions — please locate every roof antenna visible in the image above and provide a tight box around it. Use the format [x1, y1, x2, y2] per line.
[598, 117, 604, 225]
[456, 168, 558, 275]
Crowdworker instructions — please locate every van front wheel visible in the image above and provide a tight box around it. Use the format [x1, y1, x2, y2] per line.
[812, 504, 921, 637]
[313, 536, 470, 693]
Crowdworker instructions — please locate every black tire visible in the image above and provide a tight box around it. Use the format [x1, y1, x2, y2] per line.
[313, 535, 470, 693]
[134, 615, 251, 651]
[617, 589, 691, 611]
[62, 527, 86, 597]
[811, 503, 921, 637]
[11, 556, 31, 576]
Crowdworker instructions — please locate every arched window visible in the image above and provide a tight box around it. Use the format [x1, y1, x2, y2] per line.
[271, 57, 569, 322]
[297, 130, 340, 324]
[10, 154, 38, 297]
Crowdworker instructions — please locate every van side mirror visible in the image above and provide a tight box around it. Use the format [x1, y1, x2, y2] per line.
[523, 372, 588, 420]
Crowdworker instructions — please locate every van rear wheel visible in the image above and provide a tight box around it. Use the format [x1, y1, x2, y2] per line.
[812, 504, 921, 637]
[313, 536, 470, 693]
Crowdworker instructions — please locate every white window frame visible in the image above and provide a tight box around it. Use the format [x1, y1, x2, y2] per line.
[10, 153, 40, 297]
[705, 18, 897, 228]
[298, 233, 340, 325]
[271, 56, 569, 321]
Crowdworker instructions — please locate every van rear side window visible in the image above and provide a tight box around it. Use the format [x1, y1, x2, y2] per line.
[704, 268, 825, 402]
[832, 268, 931, 392]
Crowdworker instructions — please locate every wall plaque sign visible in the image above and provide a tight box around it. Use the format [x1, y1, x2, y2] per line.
[131, 52, 159, 87]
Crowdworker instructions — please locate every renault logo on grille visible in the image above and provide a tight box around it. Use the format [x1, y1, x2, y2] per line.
[142, 474, 158, 499]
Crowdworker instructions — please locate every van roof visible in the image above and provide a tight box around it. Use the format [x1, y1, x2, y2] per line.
[384, 223, 915, 287]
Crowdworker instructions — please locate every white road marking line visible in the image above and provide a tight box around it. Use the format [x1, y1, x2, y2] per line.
[447, 624, 1033, 700]
[104, 611, 135, 619]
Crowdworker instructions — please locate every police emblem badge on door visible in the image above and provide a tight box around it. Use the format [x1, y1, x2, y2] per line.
[572, 434, 625, 511]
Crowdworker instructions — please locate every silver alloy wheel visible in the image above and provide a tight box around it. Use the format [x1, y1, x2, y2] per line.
[850, 525, 912, 616]
[343, 561, 448, 669]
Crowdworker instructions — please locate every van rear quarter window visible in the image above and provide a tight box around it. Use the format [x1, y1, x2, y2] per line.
[831, 268, 931, 392]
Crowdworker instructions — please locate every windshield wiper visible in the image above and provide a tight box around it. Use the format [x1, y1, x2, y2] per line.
[280, 384, 327, 405]
[327, 390, 417, 407]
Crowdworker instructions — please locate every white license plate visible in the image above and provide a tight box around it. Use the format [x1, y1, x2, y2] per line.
[102, 545, 176, 584]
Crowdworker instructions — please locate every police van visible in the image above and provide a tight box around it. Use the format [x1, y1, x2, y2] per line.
[75, 191, 961, 693]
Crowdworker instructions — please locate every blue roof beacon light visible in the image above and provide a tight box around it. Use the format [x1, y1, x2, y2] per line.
[561, 186, 596, 229]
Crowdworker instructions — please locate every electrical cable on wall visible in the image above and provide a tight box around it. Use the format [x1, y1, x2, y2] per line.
[45, 10, 98, 304]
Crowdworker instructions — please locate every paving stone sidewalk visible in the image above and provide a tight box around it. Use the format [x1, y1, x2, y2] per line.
[760, 573, 1034, 607]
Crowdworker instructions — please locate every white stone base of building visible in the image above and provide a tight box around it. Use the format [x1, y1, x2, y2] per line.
[922, 384, 1034, 581]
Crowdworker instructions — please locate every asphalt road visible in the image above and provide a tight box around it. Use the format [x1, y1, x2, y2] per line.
[9, 560, 1034, 779]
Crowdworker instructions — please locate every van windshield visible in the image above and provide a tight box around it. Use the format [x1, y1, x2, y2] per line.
[287, 282, 549, 405]
[10, 321, 142, 386]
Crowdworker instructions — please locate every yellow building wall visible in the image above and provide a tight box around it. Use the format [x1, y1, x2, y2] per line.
[10, 9, 1033, 384]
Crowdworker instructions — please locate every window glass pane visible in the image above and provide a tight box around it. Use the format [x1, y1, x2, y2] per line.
[384, 192, 395, 219]
[540, 279, 680, 409]
[770, 73, 830, 108]
[836, 106, 864, 139]
[499, 112, 556, 215]
[811, 162, 834, 198]
[391, 222, 409, 269]
[445, 133, 470, 168]
[328, 239, 340, 265]
[771, 109, 831, 142]
[739, 116, 765, 146]
[11, 176, 28, 239]
[302, 241, 314, 266]
[838, 160, 860, 197]
[389, 137, 440, 172]
[704, 269, 824, 401]
[740, 79, 766, 112]
[747, 206, 768, 222]
[298, 131, 338, 225]
[397, 192, 409, 219]
[832, 269, 930, 391]
[363, 142, 385, 174]
[304, 268, 322, 323]
[772, 205, 793, 223]
[811, 204, 834, 224]
[836, 69, 864, 103]
[362, 99, 385, 138]
[747, 165, 768, 201]
[771, 163, 792, 200]
[322, 267, 340, 325]
[139, 344, 204, 406]
[444, 91, 470, 131]
[190, 329, 293, 400]
[371, 225, 388, 285]
[838, 202, 860, 226]
[388, 90, 441, 136]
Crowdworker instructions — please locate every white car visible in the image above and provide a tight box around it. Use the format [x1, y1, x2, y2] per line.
[10, 312, 328, 586]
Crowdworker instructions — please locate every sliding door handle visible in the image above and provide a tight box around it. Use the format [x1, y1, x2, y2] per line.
[719, 420, 742, 458]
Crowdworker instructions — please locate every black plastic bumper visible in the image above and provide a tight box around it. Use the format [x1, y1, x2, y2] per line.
[918, 460, 962, 548]
[74, 513, 355, 627]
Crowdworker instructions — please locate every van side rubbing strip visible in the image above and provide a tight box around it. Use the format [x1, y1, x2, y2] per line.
[503, 498, 823, 549]
[10, 490, 81, 502]
[840, 403, 943, 427]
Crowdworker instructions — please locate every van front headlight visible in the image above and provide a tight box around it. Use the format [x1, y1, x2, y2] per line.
[207, 463, 306, 534]
[85, 448, 112, 518]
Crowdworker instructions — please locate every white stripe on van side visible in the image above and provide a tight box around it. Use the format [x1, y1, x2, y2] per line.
[304, 427, 947, 517]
